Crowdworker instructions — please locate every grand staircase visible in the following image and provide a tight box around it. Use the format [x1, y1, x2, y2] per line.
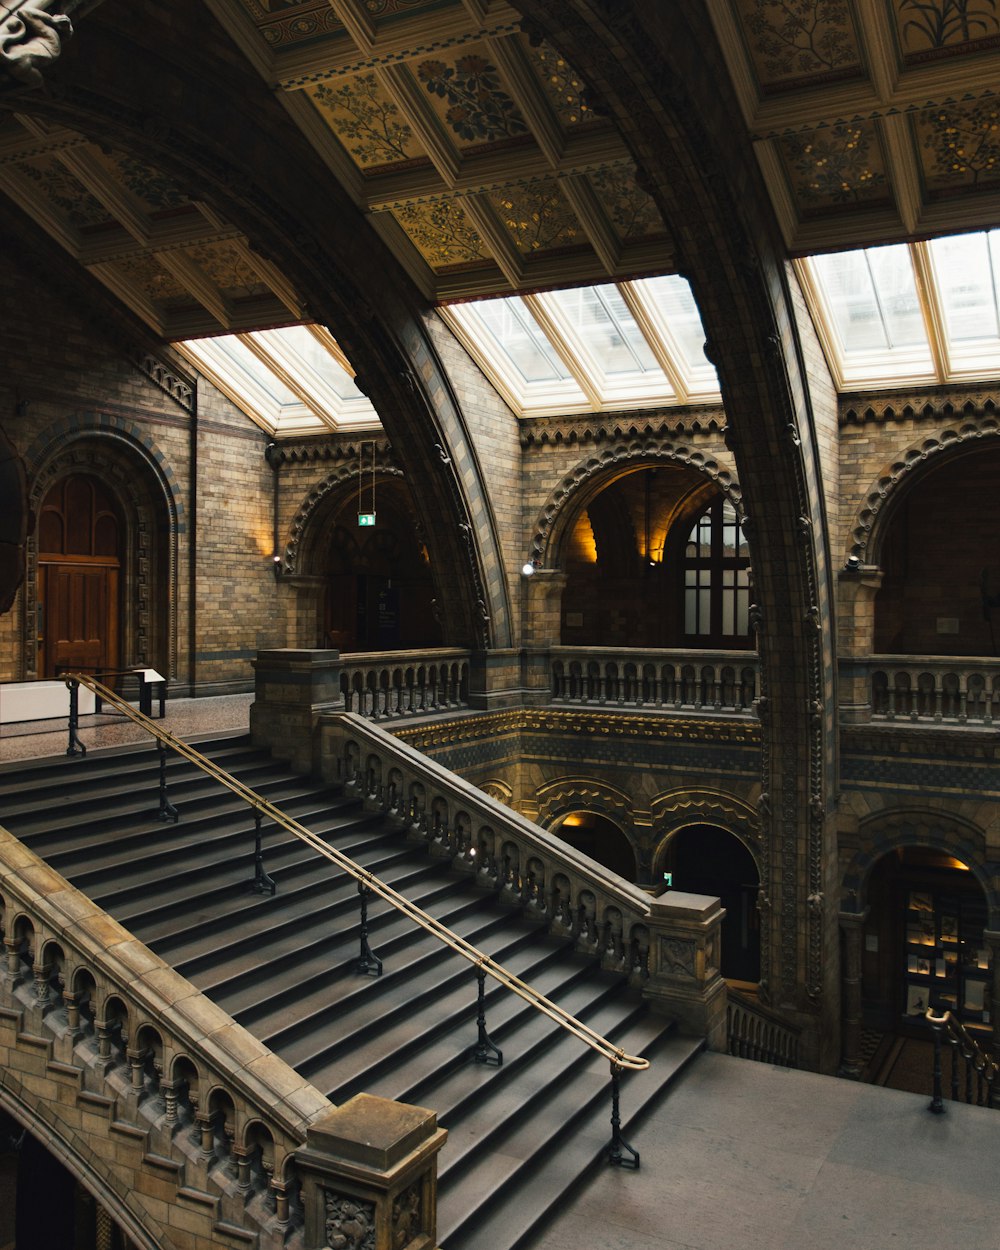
[0, 732, 703, 1249]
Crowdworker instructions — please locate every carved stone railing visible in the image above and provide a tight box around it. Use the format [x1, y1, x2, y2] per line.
[547, 647, 758, 715]
[316, 710, 728, 1045]
[339, 648, 470, 720]
[726, 989, 800, 1068]
[0, 825, 446, 1250]
[855, 656, 1000, 726]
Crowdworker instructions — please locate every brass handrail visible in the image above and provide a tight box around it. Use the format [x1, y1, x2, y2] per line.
[66, 674, 649, 1072]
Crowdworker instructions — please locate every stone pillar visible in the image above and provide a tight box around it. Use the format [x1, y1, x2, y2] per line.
[297, 1094, 447, 1250]
[641, 891, 727, 1049]
[837, 566, 883, 724]
[281, 574, 328, 649]
[521, 570, 567, 703]
[467, 648, 522, 711]
[838, 907, 869, 1078]
[250, 648, 344, 775]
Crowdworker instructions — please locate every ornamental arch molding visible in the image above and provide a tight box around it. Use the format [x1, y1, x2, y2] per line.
[533, 776, 636, 833]
[847, 417, 1000, 566]
[527, 439, 742, 569]
[841, 810, 999, 927]
[22, 420, 181, 682]
[281, 456, 410, 577]
[648, 790, 762, 881]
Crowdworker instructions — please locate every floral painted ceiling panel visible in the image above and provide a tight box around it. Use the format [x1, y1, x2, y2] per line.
[776, 121, 893, 216]
[413, 45, 528, 149]
[307, 74, 426, 169]
[14, 155, 111, 227]
[527, 42, 598, 129]
[913, 100, 1000, 197]
[235, 0, 345, 50]
[731, 0, 865, 93]
[390, 199, 491, 269]
[891, 0, 1000, 65]
[183, 241, 272, 300]
[489, 180, 582, 255]
[92, 151, 190, 214]
[590, 167, 665, 242]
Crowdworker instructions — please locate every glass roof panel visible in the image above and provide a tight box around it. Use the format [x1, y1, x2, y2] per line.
[633, 274, 719, 391]
[216, 334, 302, 406]
[546, 284, 659, 375]
[471, 297, 571, 384]
[929, 231, 1000, 344]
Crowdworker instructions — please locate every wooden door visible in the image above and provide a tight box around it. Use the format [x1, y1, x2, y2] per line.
[40, 561, 119, 677]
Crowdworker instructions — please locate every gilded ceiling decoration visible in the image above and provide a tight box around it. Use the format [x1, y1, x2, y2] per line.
[489, 181, 580, 254]
[415, 47, 528, 147]
[96, 152, 189, 213]
[111, 253, 189, 304]
[309, 73, 424, 168]
[527, 44, 596, 128]
[236, 0, 344, 48]
[590, 168, 664, 241]
[710, 0, 1000, 248]
[15, 155, 109, 226]
[391, 199, 490, 267]
[185, 241, 271, 299]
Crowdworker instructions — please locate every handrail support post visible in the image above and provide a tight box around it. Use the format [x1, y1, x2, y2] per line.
[65, 679, 86, 756]
[156, 740, 179, 823]
[471, 966, 503, 1067]
[250, 808, 276, 896]
[928, 1012, 946, 1114]
[607, 1060, 640, 1168]
[355, 881, 383, 977]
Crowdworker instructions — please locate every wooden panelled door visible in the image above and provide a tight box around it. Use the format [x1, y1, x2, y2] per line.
[37, 474, 121, 678]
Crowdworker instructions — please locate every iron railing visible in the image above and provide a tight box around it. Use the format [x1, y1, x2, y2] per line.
[65, 673, 648, 1166]
[926, 1009, 997, 1112]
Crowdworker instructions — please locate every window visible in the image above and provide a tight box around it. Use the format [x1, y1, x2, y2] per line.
[683, 498, 750, 645]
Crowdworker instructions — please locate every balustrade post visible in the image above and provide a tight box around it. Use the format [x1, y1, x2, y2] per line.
[63, 989, 81, 1039]
[607, 1060, 640, 1169]
[32, 961, 50, 1005]
[3, 936, 22, 985]
[297, 1094, 447, 1250]
[928, 1014, 946, 1114]
[984, 929, 1000, 1108]
[249, 807, 277, 896]
[641, 891, 727, 1049]
[162, 1080, 179, 1126]
[196, 1111, 216, 1160]
[838, 908, 868, 1078]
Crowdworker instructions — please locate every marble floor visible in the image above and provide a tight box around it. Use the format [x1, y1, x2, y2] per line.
[0, 692, 253, 765]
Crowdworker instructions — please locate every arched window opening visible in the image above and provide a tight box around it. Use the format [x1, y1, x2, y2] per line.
[553, 811, 636, 882]
[683, 498, 750, 646]
[660, 824, 760, 985]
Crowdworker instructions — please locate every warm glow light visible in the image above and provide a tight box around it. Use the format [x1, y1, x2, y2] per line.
[561, 814, 584, 828]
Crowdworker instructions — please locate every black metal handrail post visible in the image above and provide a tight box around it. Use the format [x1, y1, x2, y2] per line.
[607, 1060, 640, 1168]
[249, 808, 276, 896]
[355, 882, 383, 977]
[471, 965, 502, 1066]
[65, 679, 86, 757]
[928, 1011, 946, 1113]
[156, 741, 179, 823]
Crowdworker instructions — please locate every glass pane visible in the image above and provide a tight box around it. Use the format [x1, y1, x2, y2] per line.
[722, 586, 734, 636]
[216, 336, 300, 405]
[635, 274, 714, 371]
[930, 231, 1000, 343]
[548, 284, 658, 374]
[699, 589, 710, 634]
[472, 297, 570, 383]
[685, 589, 696, 635]
[866, 246, 925, 348]
[261, 325, 368, 401]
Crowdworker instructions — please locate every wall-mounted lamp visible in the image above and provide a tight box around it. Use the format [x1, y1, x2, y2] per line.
[521, 561, 536, 577]
[272, 553, 283, 579]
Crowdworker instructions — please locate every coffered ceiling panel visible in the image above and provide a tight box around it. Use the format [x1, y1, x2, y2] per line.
[709, 0, 1000, 250]
[208, 0, 676, 298]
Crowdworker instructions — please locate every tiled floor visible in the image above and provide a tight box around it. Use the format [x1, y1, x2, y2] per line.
[0, 693, 253, 765]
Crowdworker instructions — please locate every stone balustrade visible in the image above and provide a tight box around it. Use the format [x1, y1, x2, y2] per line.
[548, 646, 759, 715]
[339, 648, 470, 720]
[852, 656, 1000, 726]
[318, 710, 728, 1045]
[0, 825, 446, 1250]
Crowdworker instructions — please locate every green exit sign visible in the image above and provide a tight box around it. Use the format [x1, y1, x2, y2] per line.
[358, 512, 376, 527]
[662, 872, 673, 887]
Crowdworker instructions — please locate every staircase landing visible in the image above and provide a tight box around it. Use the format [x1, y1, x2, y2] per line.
[527, 1050, 1000, 1250]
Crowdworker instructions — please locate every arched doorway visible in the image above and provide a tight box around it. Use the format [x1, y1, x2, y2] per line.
[862, 846, 991, 1037]
[553, 811, 636, 881]
[322, 478, 441, 652]
[660, 824, 760, 984]
[37, 474, 122, 678]
[559, 466, 751, 649]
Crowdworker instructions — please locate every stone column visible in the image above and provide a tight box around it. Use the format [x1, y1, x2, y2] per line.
[281, 574, 328, 649]
[641, 891, 727, 1049]
[837, 566, 883, 724]
[250, 648, 344, 774]
[521, 570, 567, 704]
[297, 1094, 447, 1250]
[838, 907, 869, 1078]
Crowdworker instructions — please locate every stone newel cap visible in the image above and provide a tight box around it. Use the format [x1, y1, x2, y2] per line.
[306, 1094, 438, 1170]
[648, 890, 724, 923]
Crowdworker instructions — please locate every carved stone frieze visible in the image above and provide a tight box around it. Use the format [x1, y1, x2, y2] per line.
[391, 1182, 422, 1249]
[840, 389, 1000, 427]
[270, 436, 393, 467]
[519, 408, 727, 449]
[324, 1191, 376, 1250]
[660, 936, 696, 980]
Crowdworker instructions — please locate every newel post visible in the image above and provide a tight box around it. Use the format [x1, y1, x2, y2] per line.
[250, 649, 344, 774]
[641, 891, 727, 1049]
[297, 1094, 447, 1250]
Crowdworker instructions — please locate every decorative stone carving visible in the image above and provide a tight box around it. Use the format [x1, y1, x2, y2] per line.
[0, 2, 72, 89]
[391, 1182, 421, 1249]
[660, 936, 695, 979]
[324, 1193, 376, 1250]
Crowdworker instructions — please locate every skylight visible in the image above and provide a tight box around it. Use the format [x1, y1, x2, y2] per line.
[440, 275, 720, 416]
[175, 325, 380, 436]
[797, 230, 1000, 390]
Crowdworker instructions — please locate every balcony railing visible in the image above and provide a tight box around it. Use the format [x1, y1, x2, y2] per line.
[339, 648, 470, 720]
[860, 656, 1000, 726]
[548, 647, 758, 715]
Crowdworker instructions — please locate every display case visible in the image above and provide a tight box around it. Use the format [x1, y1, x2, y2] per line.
[902, 888, 991, 1029]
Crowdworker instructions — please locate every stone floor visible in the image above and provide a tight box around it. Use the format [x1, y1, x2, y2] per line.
[0, 692, 254, 764]
[531, 1051, 1000, 1250]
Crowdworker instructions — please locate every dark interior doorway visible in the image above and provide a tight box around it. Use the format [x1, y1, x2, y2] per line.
[554, 811, 636, 881]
